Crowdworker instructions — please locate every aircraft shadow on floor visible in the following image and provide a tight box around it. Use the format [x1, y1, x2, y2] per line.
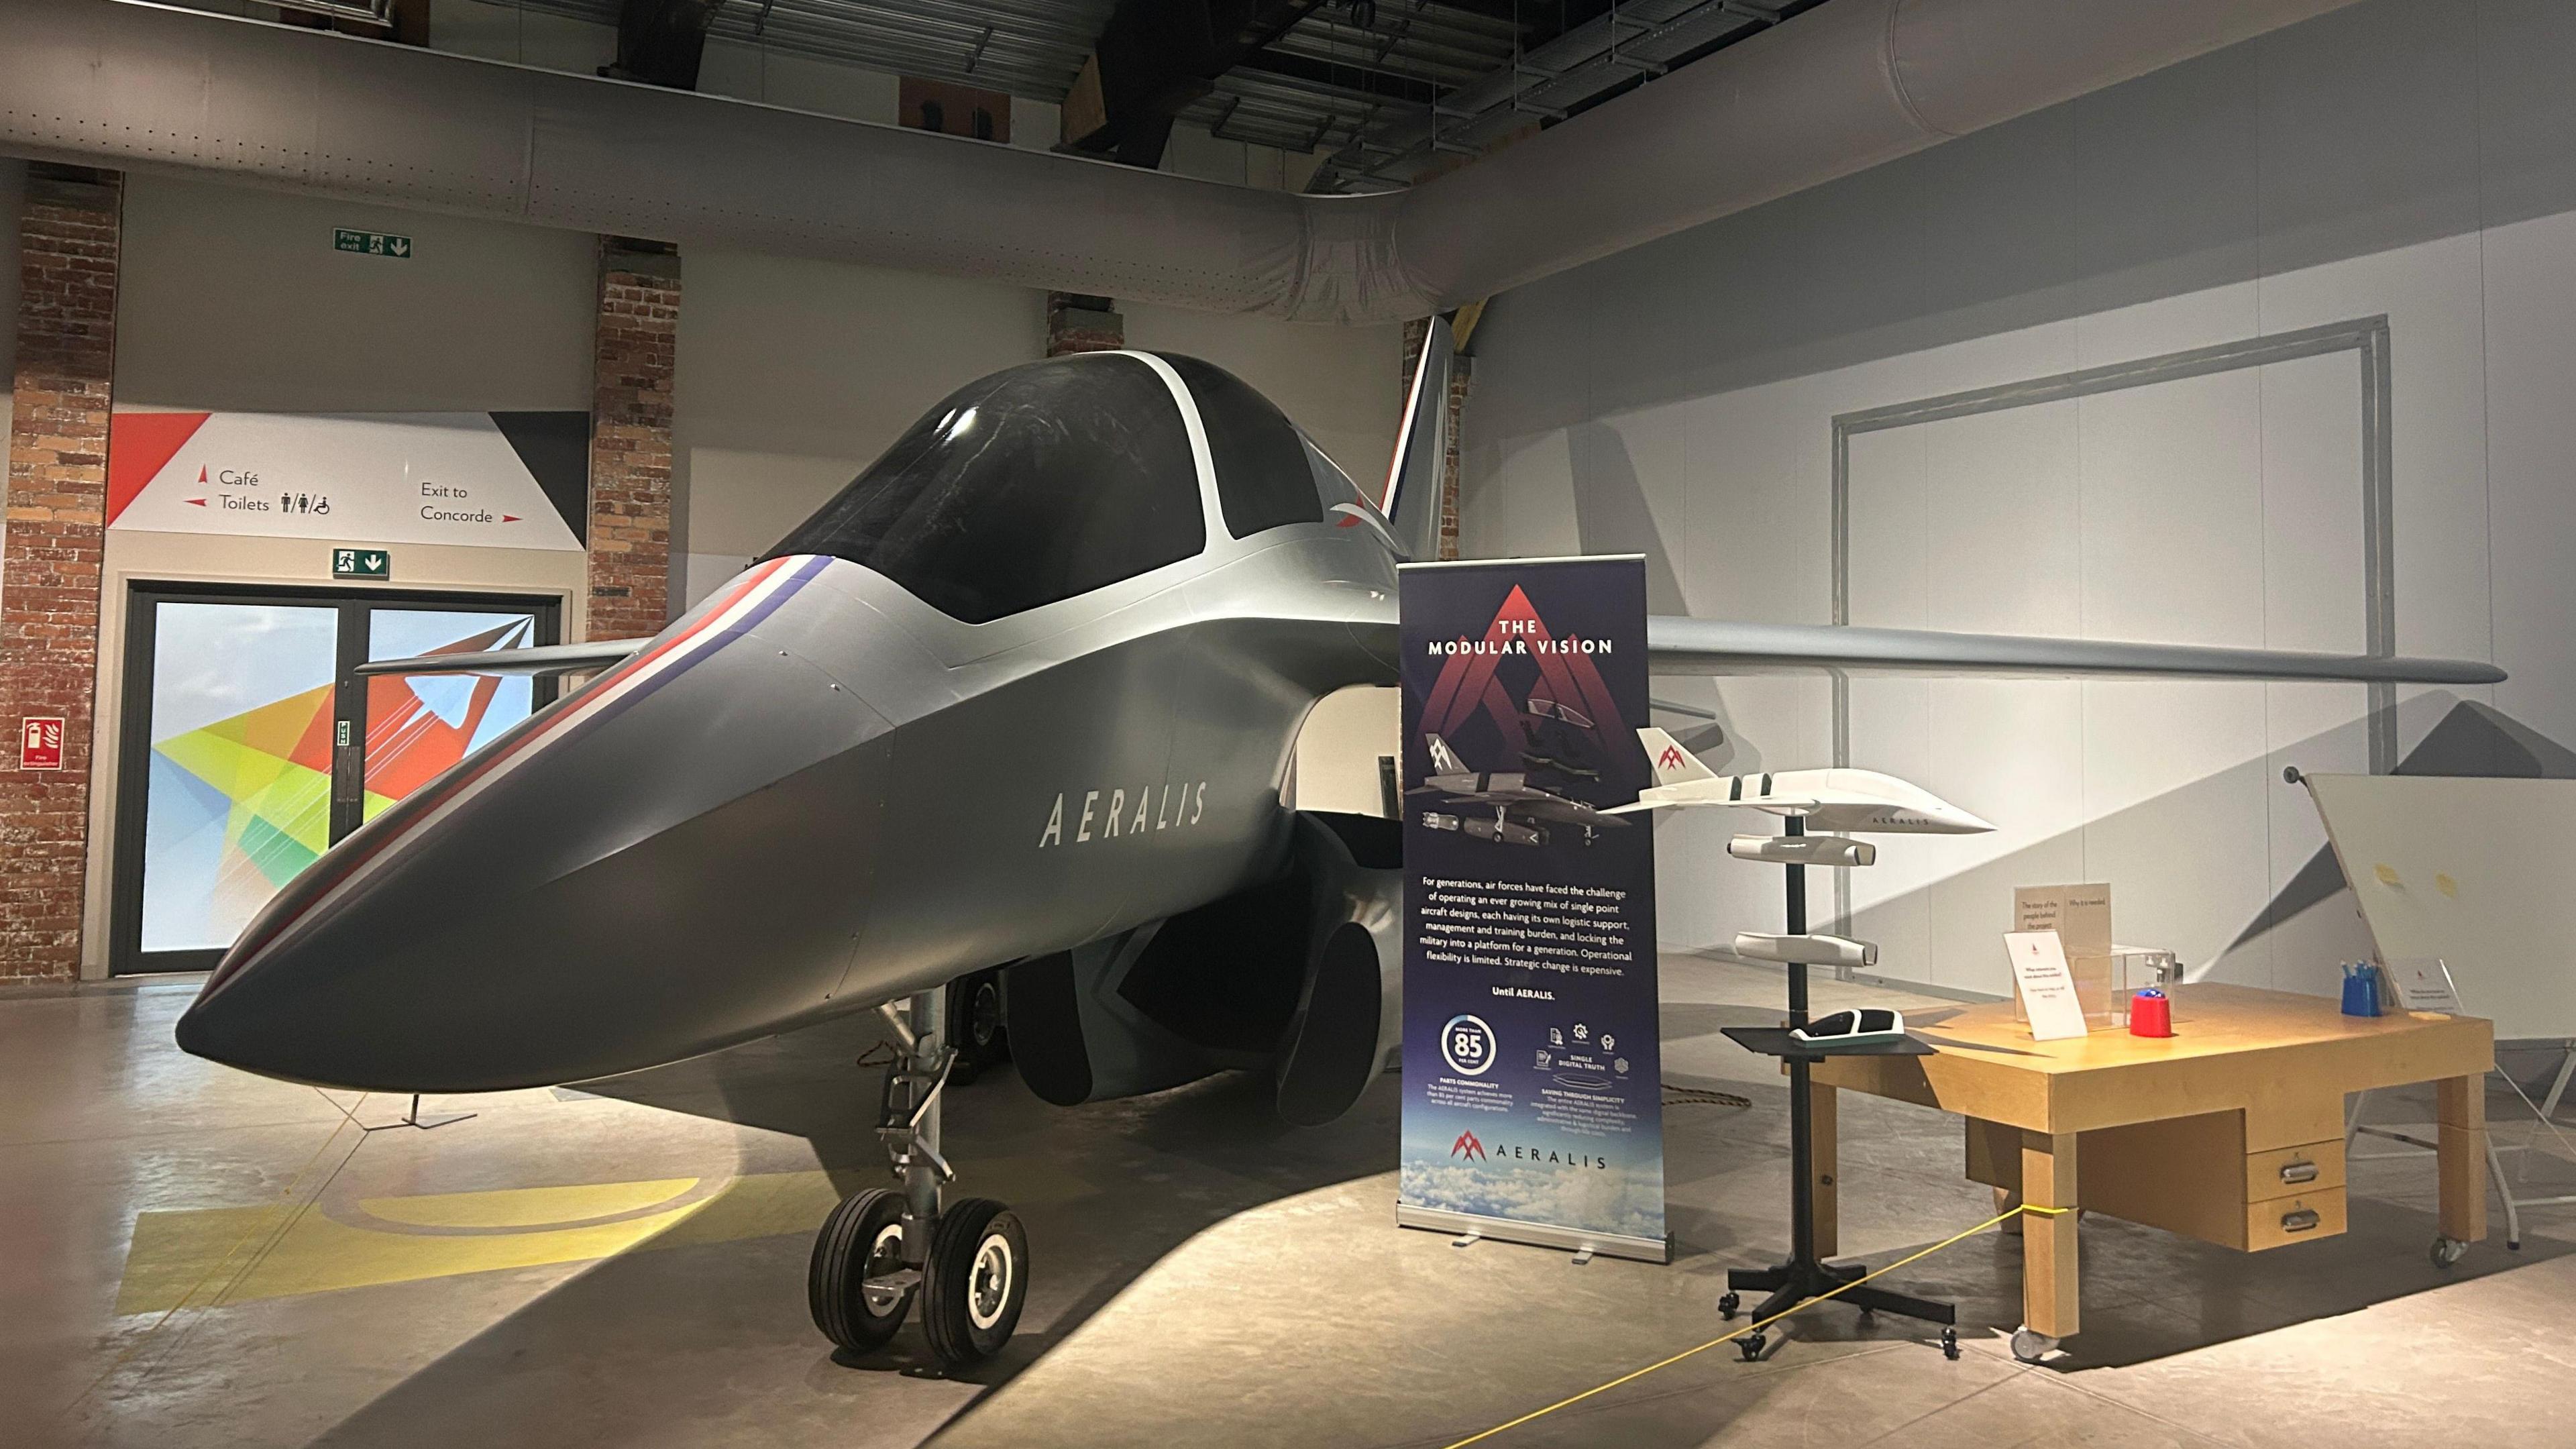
[301, 1010, 1399, 1448]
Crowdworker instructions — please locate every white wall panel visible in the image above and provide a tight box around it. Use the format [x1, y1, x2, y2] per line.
[1460, 0, 2575, 1000]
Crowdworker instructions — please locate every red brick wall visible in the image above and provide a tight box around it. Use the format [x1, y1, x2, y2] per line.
[2, 169, 121, 983]
[1046, 292, 1124, 356]
[1399, 318, 1470, 562]
[586, 243, 679, 640]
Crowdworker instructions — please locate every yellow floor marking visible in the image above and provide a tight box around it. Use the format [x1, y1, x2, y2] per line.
[117, 1170, 837, 1316]
[359, 1177, 700, 1229]
[116, 1155, 1104, 1316]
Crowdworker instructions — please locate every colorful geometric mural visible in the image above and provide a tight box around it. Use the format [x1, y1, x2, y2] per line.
[140, 608, 537, 955]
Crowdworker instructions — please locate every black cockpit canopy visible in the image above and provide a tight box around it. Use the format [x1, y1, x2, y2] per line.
[766, 352, 1375, 624]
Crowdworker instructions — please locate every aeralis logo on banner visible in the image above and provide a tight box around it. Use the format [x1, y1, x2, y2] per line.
[1450, 1130, 1485, 1161]
[1036, 780, 1210, 847]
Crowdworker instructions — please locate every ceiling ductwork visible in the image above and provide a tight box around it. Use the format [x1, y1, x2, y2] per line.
[0, 0, 2355, 323]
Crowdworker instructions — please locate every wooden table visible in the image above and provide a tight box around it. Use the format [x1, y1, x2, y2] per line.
[1809, 983, 2494, 1354]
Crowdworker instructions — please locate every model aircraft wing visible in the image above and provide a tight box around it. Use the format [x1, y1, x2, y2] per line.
[354, 638, 651, 678]
[1643, 617, 2504, 686]
[1607, 794, 1826, 816]
[1379, 315, 1455, 562]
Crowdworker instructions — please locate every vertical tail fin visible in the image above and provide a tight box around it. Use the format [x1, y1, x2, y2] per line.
[1426, 733, 1468, 776]
[1381, 315, 1456, 562]
[1638, 728, 1715, 787]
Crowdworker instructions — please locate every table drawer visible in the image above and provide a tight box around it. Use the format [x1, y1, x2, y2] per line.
[2245, 1140, 2345, 1200]
[2246, 1189, 2347, 1250]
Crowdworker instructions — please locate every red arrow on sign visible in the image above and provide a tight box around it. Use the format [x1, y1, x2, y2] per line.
[185, 497, 207, 506]
[501, 515, 521, 523]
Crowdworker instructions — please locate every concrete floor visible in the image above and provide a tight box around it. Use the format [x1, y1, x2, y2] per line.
[9, 957, 2576, 1449]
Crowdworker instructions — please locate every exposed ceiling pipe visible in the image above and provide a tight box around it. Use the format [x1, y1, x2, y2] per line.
[0, 0, 2355, 323]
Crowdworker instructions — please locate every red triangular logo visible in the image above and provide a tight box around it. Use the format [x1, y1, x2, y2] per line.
[106, 412, 215, 524]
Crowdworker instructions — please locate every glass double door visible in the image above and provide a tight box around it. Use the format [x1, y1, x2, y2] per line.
[111, 585, 559, 975]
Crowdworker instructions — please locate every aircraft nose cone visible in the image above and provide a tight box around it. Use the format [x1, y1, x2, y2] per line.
[180, 557, 895, 1091]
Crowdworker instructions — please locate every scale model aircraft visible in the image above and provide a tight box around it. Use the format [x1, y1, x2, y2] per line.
[173, 319, 2504, 1368]
[1617, 728, 1995, 834]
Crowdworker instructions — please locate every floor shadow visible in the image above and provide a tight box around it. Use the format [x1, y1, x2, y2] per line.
[300, 1011, 1400, 1448]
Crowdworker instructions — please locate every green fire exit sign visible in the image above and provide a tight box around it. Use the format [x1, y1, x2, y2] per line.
[333, 227, 412, 259]
[333, 547, 392, 580]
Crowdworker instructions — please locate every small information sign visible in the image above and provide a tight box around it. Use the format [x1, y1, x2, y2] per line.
[19, 716, 66, 771]
[333, 547, 392, 580]
[333, 228, 413, 259]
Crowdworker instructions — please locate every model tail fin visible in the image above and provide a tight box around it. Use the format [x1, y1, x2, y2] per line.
[1380, 315, 1455, 562]
[1638, 728, 1715, 787]
[1426, 733, 1468, 776]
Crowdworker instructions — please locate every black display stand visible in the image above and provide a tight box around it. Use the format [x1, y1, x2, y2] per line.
[1719, 816, 1957, 1361]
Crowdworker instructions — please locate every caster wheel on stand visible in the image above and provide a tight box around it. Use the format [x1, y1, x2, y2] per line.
[809, 1189, 914, 1354]
[1737, 1330, 1766, 1362]
[1717, 1291, 1740, 1320]
[2009, 1327, 2056, 1364]
[922, 1197, 1030, 1368]
[1940, 1328, 1960, 1361]
[2430, 1235, 2469, 1269]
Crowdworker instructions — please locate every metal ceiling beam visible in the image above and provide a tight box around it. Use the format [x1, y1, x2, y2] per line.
[1062, 0, 1330, 166]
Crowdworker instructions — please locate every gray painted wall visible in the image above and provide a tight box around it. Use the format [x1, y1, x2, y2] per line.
[1458, 0, 2576, 999]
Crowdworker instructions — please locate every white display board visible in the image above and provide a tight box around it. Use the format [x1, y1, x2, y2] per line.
[2303, 773, 2576, 1040]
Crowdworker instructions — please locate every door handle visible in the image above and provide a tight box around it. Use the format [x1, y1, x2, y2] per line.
[333, 741, 363, 806]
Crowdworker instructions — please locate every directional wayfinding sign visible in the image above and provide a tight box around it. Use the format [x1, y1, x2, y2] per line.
[333, 547, 392, 580]
[333, 227, 413, 259]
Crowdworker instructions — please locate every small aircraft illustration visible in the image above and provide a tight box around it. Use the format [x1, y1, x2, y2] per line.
[1613, 728, 1996, 834]
[1411, 697, 1630, 847]
[173, 319, 2502, 1368]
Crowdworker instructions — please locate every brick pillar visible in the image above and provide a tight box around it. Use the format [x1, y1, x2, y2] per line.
[1399, 318, 1470, 561]
[1, 167, 121, 983]
[1046, 292, 1124, 356]
[586, 240, 679, 640]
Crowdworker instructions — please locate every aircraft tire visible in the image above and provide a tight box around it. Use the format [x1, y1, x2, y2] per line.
[922, 1197, 1028, 1367]
[810, 1187, 912, 1354]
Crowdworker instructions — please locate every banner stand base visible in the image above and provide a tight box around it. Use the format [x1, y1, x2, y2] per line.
[1397, 1203, 1668, 1265]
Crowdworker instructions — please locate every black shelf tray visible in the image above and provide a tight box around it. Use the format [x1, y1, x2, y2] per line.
[1722, 1025, 1938, 1060]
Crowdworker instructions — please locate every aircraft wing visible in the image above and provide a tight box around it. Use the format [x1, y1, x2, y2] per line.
[1643, 617, 2504, 686]
[354, 638, 651, 678]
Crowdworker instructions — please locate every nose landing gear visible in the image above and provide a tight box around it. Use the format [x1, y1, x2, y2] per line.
[809, 988, 1030, 1371]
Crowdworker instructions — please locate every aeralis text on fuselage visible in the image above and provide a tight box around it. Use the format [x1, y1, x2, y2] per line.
[1038, 780, 1210, 847]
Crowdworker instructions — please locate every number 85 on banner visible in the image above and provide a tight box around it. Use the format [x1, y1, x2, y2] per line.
[1442, 1014, 1497, 1077]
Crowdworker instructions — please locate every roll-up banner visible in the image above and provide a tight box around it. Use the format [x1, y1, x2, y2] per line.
[1395, 555, 1666, 1262]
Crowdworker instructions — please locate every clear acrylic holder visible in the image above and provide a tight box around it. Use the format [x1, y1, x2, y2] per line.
[2011, 947, 2178, 1032]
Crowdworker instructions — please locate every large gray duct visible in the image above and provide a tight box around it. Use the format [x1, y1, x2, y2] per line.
[1, 0, 2352, 323]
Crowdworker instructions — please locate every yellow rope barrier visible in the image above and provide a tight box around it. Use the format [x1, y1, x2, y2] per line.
[1440, 1203, 2075, 1449]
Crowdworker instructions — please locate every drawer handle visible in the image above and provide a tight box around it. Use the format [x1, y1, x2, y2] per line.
[2281, 1208, 2321, 1234]
[2279, 1161, 2320, 1185]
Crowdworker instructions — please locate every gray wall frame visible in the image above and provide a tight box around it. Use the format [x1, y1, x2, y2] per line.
[1826, 315, 2396, 929]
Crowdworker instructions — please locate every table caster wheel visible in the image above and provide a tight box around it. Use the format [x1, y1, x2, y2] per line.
[1717, 1291, 1740, 1320]
[809, 1188, 913, 1354]
[1940, 1328, 1960, 1360]
[922, 1197, 1029, 1369]
[1737, 1330, 1766, 1362]
[2430, 1236, 2468, 1269]
[2009, 1327, 2056, 1364]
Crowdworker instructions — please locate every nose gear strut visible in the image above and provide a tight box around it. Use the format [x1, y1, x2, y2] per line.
[810, 988, 1031, 1368]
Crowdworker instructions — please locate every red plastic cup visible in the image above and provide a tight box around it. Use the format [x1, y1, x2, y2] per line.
[2129, 990, 2174, 1038]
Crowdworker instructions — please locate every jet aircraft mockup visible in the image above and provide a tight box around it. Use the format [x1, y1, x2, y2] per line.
[1615, 727, 1995, 834]
[173, 318, 2506, 1368]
